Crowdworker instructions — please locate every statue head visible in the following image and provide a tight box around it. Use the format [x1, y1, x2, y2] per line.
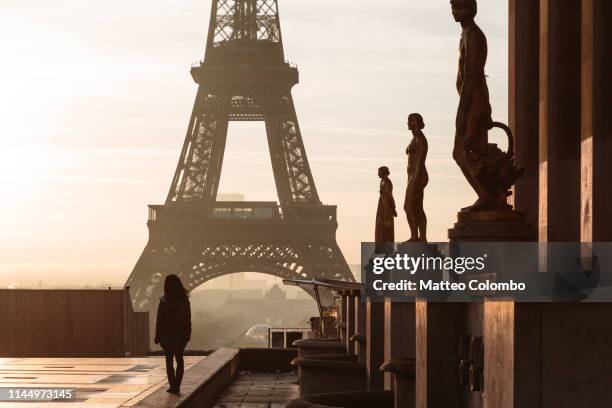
[451, 0, 477, 23]
[378, 166, 390, 179]
[408, 113, 425, 131]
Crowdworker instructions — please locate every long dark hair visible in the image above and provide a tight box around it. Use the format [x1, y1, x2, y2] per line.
[164, 274, 189, 302]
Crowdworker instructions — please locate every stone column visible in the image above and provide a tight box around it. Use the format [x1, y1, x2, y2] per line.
[544, 1, 612, 407]
[486, 3, 612, 408]
[339, 290, 348, 342]
[415, 301, 465, 408]
[538, 0, 582, 243]
[483, 301, 543, 408]
[480, 3, 544, 408]
[354, 290, 366, 362]
[581, 0, 612, 242]
[383, 299, 415, 390]
[509, 0, 540, 226]
[366, 298, 385, 390]
[345, 290, 357, 354]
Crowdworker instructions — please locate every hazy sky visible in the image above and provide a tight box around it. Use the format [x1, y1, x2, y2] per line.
[0, 0, 508, 287]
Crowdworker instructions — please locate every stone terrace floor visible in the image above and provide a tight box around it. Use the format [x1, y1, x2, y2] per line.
[0, 356, 204, 407]
[213, 371, 299, 408]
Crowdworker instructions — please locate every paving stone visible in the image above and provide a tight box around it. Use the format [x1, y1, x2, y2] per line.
[0, 356, 203, 407]
[213, 371, 299, 408]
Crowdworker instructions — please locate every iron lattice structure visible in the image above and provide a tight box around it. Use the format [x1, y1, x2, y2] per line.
[126, 0, 354, 311]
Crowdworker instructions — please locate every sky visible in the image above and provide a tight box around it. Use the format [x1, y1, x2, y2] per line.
[0, 0, 508, 288]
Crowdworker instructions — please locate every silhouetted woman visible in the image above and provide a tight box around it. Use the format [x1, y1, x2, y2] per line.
[155, 274, 191, 394]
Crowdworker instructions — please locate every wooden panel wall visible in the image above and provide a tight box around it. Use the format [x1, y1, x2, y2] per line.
[0, 289, 149, 357]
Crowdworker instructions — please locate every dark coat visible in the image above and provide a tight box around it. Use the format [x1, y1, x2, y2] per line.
[154, 296, 191, 350]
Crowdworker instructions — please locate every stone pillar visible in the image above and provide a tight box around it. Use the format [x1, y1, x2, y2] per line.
[581, 0, 612, 242]
[481, 3, 545, 408]
[532, 2, 612, 407]
[340, 290, 348, 342]
[538, 0, 582, 243]
[509, 0, 540, 226]
[383, 299, 415, 390]
[346, 290, 357, 354]
[354, 291, 366, 362]
[486, 4, 612, 408]
[415, 301, 465, 408]
[483, 302, 543, 408]
[355, 291, 366, 334]
[366, 298, 385, 390]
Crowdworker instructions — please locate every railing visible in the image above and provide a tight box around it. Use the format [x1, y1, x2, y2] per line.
[210, 205, 279, 220]
[190, 58, 297, 69]
[148, 202, 337, 224]
[268, 327, 312, 349]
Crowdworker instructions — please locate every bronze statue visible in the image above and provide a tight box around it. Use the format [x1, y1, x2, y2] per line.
[451, 0, 523, 211]
[404, 113, 429, 242]
[375, 166, 397, 243]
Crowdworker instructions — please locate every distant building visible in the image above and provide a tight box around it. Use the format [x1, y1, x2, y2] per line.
[265, 284, 286, 301]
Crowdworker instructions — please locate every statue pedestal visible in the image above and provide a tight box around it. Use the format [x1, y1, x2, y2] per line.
[415, 210, 539, 408]
[396, 242, 444, 284]
[396, 242, 442, 256]
[448, 210, 535, 242]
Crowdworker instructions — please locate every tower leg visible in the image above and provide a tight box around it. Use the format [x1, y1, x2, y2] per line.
[265, 90, 320, 206]
[167, 91, 229, 204]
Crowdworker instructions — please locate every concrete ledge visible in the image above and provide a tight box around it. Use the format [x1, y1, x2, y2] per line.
[293, 354, 358, 363]
[294, 339, 346, 358]
[380, 358, 416, 378]
[350, 334, 365, 344]
[239, 348, 298, 372]
[135, 348, 239, 408]
[287, 391, 394, 408]
[292, 358, 364, 370]
[292, 338, 341, 346]
[292, 357, 366, 397]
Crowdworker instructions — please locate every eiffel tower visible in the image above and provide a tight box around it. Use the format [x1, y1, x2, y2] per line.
[126, 0, 354, 311]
